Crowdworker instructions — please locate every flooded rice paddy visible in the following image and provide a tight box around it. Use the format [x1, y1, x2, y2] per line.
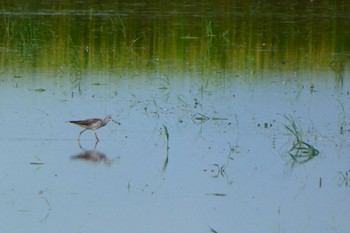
[0, 1, 350, 233]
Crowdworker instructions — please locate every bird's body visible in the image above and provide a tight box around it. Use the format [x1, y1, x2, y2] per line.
[69, 115, 120, 141]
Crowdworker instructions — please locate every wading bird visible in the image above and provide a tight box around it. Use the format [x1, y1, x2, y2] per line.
[69, 115, 120, 141]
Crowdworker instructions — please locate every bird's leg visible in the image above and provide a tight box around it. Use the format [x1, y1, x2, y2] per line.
[93, 140, 99, 149]
[78, 129, 87, 141]
[94, 132, 100, 141]
[78, 139, 84, 150]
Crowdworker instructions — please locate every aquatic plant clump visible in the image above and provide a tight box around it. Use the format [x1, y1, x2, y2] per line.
[288, 140, 319, 163]
[283, 115, 319, 164]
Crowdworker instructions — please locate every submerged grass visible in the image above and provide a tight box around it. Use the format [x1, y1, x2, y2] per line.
[283, 115, 319, 164]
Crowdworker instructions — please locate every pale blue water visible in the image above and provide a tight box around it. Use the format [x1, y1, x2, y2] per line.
[0, 70, 349, 233]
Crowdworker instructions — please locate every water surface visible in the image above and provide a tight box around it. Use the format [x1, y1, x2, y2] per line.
[0, 1, 350, 233]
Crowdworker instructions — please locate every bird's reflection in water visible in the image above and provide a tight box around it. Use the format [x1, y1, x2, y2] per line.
[71, 141, 113, 166]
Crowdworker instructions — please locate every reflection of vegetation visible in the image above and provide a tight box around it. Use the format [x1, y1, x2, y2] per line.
[206, 193, 226, 197]
[110, 15, 126, 43]
[30, 155, 45, 167]
[34, 88, 46, 92]
[337, 100, 347, 135]
[206, 143, 237, 184]
[0, 1, 348, 78]
[158, 74, 170, 91]
[192, 113, 228, 124]
[211, 163, 227, 178]
[338, 170, 350, 187]
[192, 113, 210, 123]
[329, 54, 348, 85]
[205, 19, 215, 37]
[283, 115, 319, 164]
[38, 190, 51, 223]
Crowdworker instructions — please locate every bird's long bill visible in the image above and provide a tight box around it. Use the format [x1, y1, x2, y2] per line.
[112, 119, 121, 125]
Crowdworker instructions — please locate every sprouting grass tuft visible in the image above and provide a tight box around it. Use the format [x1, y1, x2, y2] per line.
[162, 124, 169, 172]
[163, 124, 169, 143]
[338, 170, 350, 187]
[337, 100, 346, 135]
[192, 113, 210, 123]
[208, 226, 218, 233]
[283, 115, 319, 164]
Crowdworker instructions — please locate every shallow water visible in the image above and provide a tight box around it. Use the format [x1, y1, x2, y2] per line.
[0, 70, 349, 233]
[1, 1, 350, 233]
